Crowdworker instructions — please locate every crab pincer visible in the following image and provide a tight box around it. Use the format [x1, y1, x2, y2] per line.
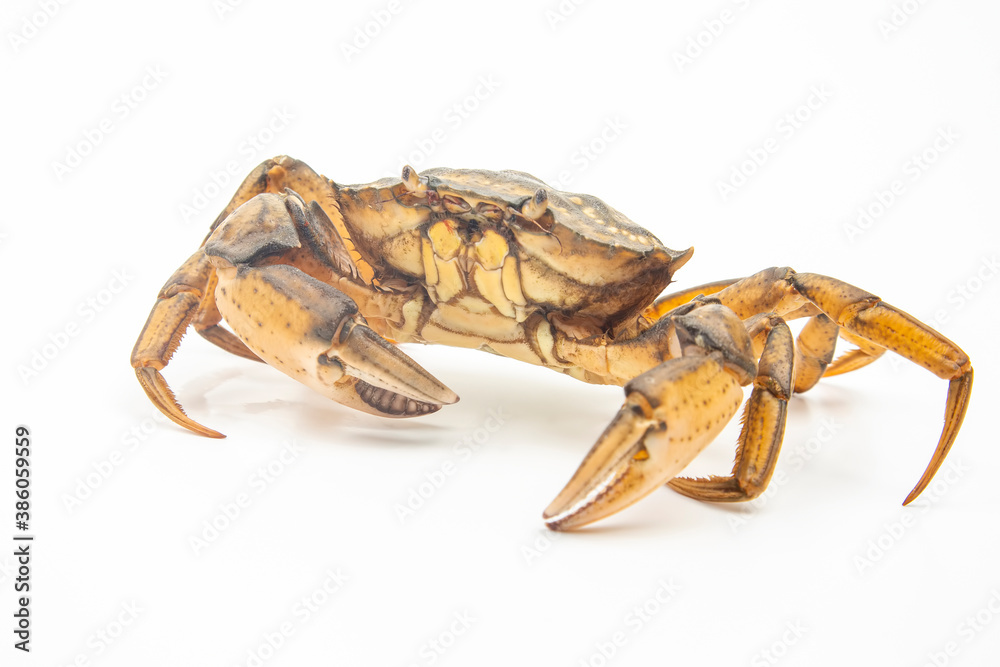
[210, 261, 458, 419]
[202, 191, 458, 423]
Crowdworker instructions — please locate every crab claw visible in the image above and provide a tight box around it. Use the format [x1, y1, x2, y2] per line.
[214, 263, 458, 418]
[321, 317, 460, 416]
[543, 353, 743, 531]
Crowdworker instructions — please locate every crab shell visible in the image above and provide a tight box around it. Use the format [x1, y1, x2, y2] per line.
[335, 167, 693, 335]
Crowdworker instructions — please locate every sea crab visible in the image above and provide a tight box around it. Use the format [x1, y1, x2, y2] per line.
[132, 156, 973, 530]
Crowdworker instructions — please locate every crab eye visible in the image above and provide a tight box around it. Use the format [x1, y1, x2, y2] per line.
[520, 188, 548, 220]
[442, 195, 471, 214]
[401, 165, 427, 195]
[476, 202, 505, 222]
[512, 189, 555, 232]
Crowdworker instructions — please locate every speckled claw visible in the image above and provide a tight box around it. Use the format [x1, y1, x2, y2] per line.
[544, 353, 744, 531]
[325, 317, 461, 415]
[214, 263, 458, 418]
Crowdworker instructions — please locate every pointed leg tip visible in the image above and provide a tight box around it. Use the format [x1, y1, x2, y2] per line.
[197, 425, 227, 439]
[134, 366, 226, 439]
[158, 405, 227, 439]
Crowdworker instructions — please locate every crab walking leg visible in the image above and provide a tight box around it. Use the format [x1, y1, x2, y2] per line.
[668, 315, 794, 501]
[793, 272, 973, 504]
[130, 250, 225, 438]
[214, 264, 459, 417]
[203, 155, 339, 239]
[712, 267, 974, 505]
[640, 278, 739, 323]
[543, 353, 745, 531]
[192, 270, 261, 362]
[791, 312, 839, 393]
[822, 330, 886, 378]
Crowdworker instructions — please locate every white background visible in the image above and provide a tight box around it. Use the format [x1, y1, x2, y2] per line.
[3, 0, 999, 665]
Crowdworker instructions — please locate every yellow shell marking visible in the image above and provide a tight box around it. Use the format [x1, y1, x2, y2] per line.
[474, 229, 508, 271]
[501, 256, 527, 307]
[427, 220, 462, 260]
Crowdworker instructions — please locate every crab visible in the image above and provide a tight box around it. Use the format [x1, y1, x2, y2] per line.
[132, 156, 973, 531]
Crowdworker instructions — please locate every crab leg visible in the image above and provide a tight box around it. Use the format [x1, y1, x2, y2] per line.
[640, 278, 739, 323]
[192, 270, 262, 362]
[668, 314, 794, 501]
[711, 267, 973, 505]
[790, 312, 839, 393]
[131, 249, 226, 438]
[822, 330, 886, 378]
